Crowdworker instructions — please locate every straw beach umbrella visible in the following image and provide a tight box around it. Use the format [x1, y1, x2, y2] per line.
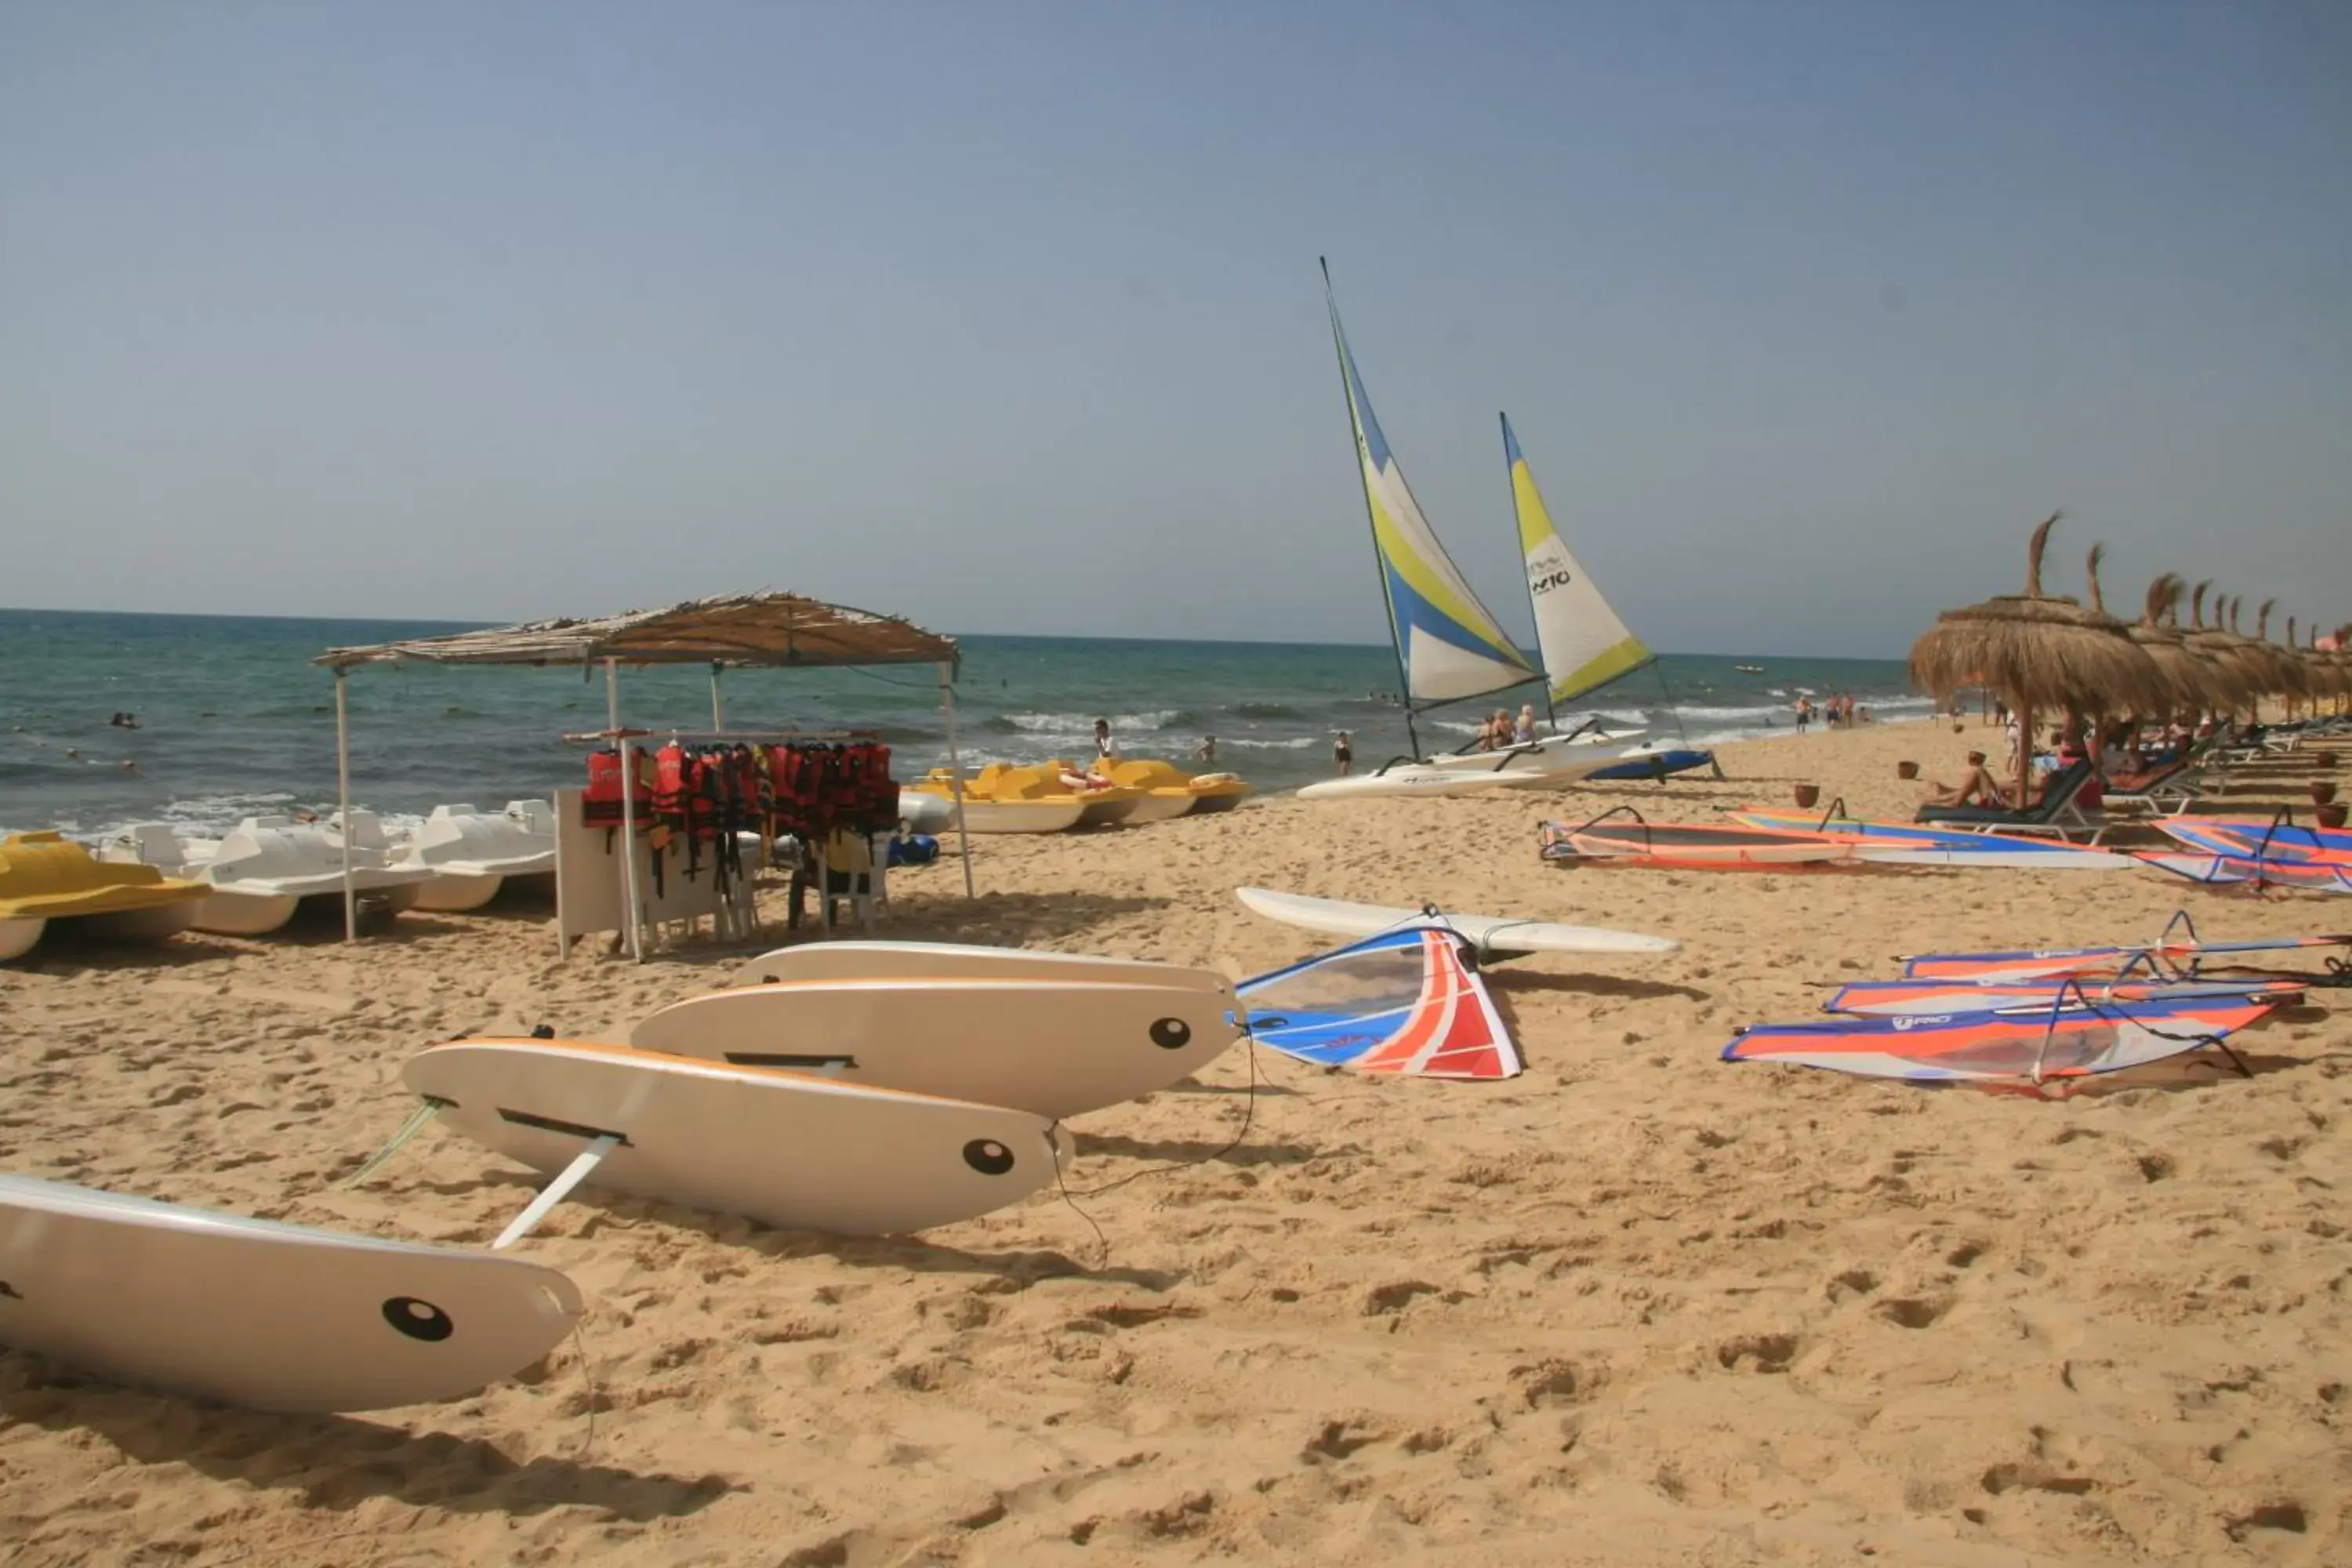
[1908, 514, 2169, 804]
[2251, 600, 2310, 710]
[2180, 582, 2260, 714]
[2127, 572, 2213, 717]
[2084, 546, 2182, 718]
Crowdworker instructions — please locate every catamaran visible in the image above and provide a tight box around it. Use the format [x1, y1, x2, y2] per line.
[1305, 261, 1712, 798]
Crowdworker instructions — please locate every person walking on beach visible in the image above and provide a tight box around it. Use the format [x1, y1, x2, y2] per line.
[1333, 730, 1354, 775]
[1793, 696, 1811, 733]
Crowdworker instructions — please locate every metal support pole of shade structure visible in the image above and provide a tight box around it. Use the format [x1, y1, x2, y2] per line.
[608, 658, 644, 964]
[938, 661, 975, 899]
[334, 667, 356, 942]
[709, 661, 725, 732]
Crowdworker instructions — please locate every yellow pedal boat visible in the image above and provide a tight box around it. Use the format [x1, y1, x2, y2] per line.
[0, 831, 210, 962]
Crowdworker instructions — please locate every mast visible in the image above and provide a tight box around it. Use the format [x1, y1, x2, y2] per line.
[1501, 412, 1558, 732]
[1323, 257, 1421, 758]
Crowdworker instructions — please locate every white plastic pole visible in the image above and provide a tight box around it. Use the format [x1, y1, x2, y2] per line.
[609, 659, 644, 963]
[938, 661, 975, 898]
[334, 668, 357, 942]
[709, 661, 725, 731]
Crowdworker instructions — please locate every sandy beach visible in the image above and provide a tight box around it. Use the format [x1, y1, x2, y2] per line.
[2, 717, 2347, 1566]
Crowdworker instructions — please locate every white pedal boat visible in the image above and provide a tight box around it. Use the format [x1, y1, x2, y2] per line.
[103, 815, 439, 935]
[391, 800, 556, 911]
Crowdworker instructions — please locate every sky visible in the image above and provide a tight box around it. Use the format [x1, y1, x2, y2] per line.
[2, 2, 2347, 658]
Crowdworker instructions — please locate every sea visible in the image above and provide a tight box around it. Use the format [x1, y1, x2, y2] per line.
[0, 608, 1926, 840]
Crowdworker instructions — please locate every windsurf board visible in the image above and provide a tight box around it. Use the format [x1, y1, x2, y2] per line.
[405, 1040, 1070, 1236]
[630, 976, 1241, 1120]
[0, 1174, 582, 1412]
[728, 940, 1229, 993]
[1236, 886, 1677, 956]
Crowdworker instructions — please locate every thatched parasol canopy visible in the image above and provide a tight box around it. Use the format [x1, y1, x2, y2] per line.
[316, 590, 957, 671]
[2180, 581, 2262, 710]
[2125, 572, 2215, 714]
[2220, 597, 2296, 700]
[1909, 514, 2170, 718]
[2247, 599, 2309, 701]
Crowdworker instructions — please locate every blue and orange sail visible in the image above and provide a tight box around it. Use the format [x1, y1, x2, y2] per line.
[1239, 926, 1522, 1080]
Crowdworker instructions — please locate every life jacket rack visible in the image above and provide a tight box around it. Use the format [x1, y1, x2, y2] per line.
[562, 725, 898, 946]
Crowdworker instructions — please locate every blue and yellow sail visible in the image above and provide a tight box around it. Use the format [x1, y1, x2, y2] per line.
[1323, 269, 1539, 709]
[1502, 412, 1652, 706]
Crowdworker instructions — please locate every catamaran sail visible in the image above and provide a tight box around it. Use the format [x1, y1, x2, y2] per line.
[1503, 413, 1651, 706]
[1323, 263, 1540, 714]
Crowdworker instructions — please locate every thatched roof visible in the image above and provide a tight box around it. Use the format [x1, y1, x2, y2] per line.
[1907, 514, 2169, 716]
[2247, 599, 2307, 699]
[317, 591, 957, 670]
[2180, 581, 2262, 709]
[2125, 572, 2214, 713]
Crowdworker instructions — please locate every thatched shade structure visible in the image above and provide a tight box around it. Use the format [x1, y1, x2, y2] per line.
[318, 591, 957, 670]
[312, 590, 974, 956]
[2084, 546, 2183, 717]
[1908, 514, 2169, 801]
[2226, 593, 2285, 706]
[2180, 581, 2261, 712]
[2248, 600, 2309, 703]
[2126, 572, 2215, 715]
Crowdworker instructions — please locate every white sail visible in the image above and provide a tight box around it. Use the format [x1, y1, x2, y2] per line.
[1503, 413, 1651, 706]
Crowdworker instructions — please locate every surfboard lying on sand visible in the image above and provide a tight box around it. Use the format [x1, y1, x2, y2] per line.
[0, 1174, 582, 1412]
[1236, 886, 1677, 956]
[728, 940, 1230, 992]
[631, 976, 1242, 1120]
[405, 1040, 1071, 1237]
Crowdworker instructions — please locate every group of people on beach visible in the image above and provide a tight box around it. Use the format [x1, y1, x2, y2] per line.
[1790, 692, 1867, 732]
[1475, 705, 1539, 752]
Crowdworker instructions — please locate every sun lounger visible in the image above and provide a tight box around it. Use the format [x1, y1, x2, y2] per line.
[1916, 759, 2107, 844]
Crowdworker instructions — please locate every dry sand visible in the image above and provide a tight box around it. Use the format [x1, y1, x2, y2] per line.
[2, 717, 2347, 1566]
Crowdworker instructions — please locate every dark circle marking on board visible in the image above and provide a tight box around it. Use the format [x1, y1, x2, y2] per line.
[963, 1139, 1016, 1176]
[1149, 1017, 1192, 1050]
[383, 1297, 455, 1342]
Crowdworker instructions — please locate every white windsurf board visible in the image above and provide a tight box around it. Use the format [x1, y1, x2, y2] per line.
[1236, 885, 1678, 956]
[405, 1040, 1069, 1236]
[631, 976, 1240, 1120]
[728, 940, 1229, 991]
[0, 1174, 582, 1412]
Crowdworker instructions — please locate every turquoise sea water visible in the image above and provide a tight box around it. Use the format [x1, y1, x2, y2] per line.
[0, 608, 1922, 837]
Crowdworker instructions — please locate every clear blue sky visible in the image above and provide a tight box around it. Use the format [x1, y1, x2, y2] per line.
[3, 2, 2346, 657]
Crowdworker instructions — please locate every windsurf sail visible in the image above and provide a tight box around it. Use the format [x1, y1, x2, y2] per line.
[1723, 992, 2278, 1086]
[2136, 851, 2352, 895]
[1502, 412, 1651, 706]
[2157, 818, 2352, 863]
[1827, 978, 2302, 1017]
[1900, 915, 2352, 983]
[1238, 926, 1522, 1080]
[1323, 263, 1539, 713]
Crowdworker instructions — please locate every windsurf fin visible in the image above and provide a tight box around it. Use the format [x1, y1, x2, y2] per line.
[493, 1133, 622, 1250]
[341, 1097, 449, 1188]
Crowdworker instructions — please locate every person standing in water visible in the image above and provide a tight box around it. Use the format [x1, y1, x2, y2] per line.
[1196, 735, 1216, 767]
[1092, 718, 1116, 760]
[1515, 705, 1537, 746]
[1333, 730, 1353, 775]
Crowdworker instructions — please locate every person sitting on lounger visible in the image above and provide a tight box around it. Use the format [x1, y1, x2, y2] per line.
[1920, 751, 2008, 808]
